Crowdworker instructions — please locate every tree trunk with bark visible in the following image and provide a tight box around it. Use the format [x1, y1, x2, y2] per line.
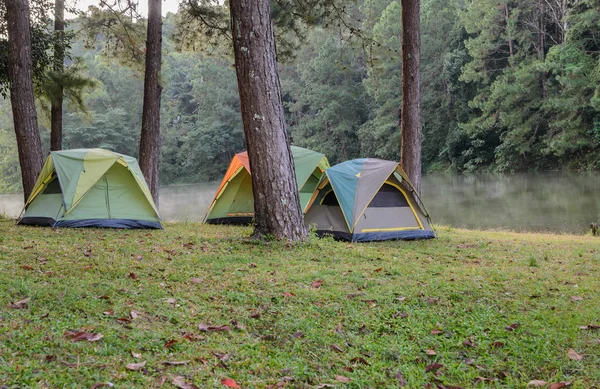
[230, 0, 308, 241]
[138, 0, 162, 206]
[6, 0, 44, 202]
[50, 0, 65, 151]
[401, 0, 422, 194]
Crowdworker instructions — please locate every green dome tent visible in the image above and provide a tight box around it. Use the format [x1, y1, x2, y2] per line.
[304, 158, 435, 242]
[205, 146, 330, 224]
[18, 149, 162, 229]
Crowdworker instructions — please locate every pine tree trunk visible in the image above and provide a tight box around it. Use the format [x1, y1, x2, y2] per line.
[230, 0, 308, 241]
[401, 0, 422, 194]
[6, 0, 44, 202]
[139, 0, 162, 207]
[50, 0, 64, 151]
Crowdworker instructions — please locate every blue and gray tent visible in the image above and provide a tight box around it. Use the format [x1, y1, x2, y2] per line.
[304, 158, 435, 242]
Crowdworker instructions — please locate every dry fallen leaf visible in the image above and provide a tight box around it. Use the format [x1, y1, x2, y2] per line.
[199, 323, 231, 332]
[131, 351, 141, 359]
[335, 375, 352, 383]
[183, 333, 205, 342]
[311, 280, 324, 288]
[103, 309, 115, 316]
[431, 329, 443, 335]
[64, 330, 103, 342]
[571, 296, 584, 302]
[282, 292, 296, 297]
[221, 377, 240, 388]
[548, 382, 571, 389]
[505, 323, 521, 332]
[528, 380, 548, 387]
[125, 360, 146, 371]
[167, 298, 177, 304]
[172, 375, 200, 389]
[425, 349, 437, 356]
[130, 310, 141, 319]
[395, 370, 407, 386]
[8, 297, 30, 309]
[425, 363, 444, 373]
[164, 339, 177, 348]
[128, 272, 138, 280]
[330, 344, 344, 353]
[191, 277, 203, 284]
[90, 383, 114, 388]
[314, 385, 335, 388]
[567, 348, 582, 361]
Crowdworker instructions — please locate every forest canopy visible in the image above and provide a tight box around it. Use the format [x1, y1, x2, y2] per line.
[1, 0, 600, 194]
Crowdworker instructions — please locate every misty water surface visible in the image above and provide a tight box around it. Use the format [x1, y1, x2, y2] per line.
[1, 173, 599, 234]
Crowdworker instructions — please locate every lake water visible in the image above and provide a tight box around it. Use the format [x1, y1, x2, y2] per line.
[1, 173, 599, 234]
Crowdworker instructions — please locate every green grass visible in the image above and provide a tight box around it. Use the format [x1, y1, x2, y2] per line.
[1, 220, 599, 388]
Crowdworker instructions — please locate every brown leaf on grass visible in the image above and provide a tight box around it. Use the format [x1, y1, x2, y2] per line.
[128, 272, 138, 280]
[393, 312, 409, 319]
[335, 375, 352, 383]
[45, 354, 57, 362]
[330, 344, 344, 353]
[248, 263, 257, 268]
[125, 360, 146, 371]
[249, 312, 261, 319]
[425, 363, 444, 373]
[431, 329, 443, 335]
[579, 324, 600, 330]
[425, 349, 437, 356]
[548, 383, 571, 389]
[8, 298, 30, 309]
[491, 341, 505, 348]
[96, 295, 110, 300]
[283, 292, 296, 297]
[164, 339, 177, 348]
[349, 357, 369, 365]
[172, 376, 199, 389]
[221, 377, 240, 388]
[103, 309, 114, 316]
[335, 323, 343, 334]
[116, 317, 132, 324]
[166, 298, 177, 304]
[131, 351, 141, 358]
[395, 370, 407, 386]
[362, 299, 377, 307]
[474, 377, 494, 384]
[183, 333, 205, 342]
[130, 310, 141, 320]
[505, 323, 521, 332]
[292, 332, 305, 339]
[314, 385, 335, 388]
[374, 268, 383, 273]
[199, 323, 231, 332]
[343, 366, 354, 372]
[64, 330, 103, 342]
[463, 336, 477, 348]
[567, 348, 582, 360]
[162, 360, 190, 365]
[311, 280, 324, 288]
[20, 265, 34, 271]
[191, 277, 203, 284]
[232, 321, 246, 330]
[527, 381, 548, 387]
[571, 296, 584, 302]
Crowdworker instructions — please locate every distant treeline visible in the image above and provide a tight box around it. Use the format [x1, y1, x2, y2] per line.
[1, 0, 599, 193]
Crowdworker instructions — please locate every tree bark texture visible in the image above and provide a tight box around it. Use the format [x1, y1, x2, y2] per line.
[401, 0, 422, 194]
[230, 0, 308, 241]
[6, 0, 44, 202]
[139, 0, 162, 207]
[50, 0, 65, 151]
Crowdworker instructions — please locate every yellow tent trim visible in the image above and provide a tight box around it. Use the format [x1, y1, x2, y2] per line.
[361, 227, 421, 232]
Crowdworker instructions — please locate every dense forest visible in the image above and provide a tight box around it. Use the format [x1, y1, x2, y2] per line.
[1, 0, 600, 193]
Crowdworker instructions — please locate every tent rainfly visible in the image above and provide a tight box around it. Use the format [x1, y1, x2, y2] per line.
[18, 149, 162, 229]
[304, 158, 435, 242]
[204, 146, 330, 224]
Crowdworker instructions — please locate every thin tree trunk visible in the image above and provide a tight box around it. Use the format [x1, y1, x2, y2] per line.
[230, 0, 308, 241]
[6, 0, 44, 202]
[401, 0, 422, 194]
[50, 0, 64, 151]
[139, 0, 162, 207]
[504, 3, 514, 57]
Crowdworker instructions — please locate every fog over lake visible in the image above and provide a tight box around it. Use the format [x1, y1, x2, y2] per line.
[2, 173, 599, 234]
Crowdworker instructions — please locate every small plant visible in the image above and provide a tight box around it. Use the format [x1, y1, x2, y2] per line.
[529, 255, 539, 267]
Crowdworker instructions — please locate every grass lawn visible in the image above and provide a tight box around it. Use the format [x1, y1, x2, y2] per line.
[1, 219, 599, 388]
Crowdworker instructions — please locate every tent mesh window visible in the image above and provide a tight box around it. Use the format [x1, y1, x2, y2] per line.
[43, 177, 62, 194]
[368, 184, 409, 207]
[321, 190, 339, 206]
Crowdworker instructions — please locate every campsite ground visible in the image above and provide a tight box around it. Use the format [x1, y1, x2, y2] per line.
[0, 219, 599, 388]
